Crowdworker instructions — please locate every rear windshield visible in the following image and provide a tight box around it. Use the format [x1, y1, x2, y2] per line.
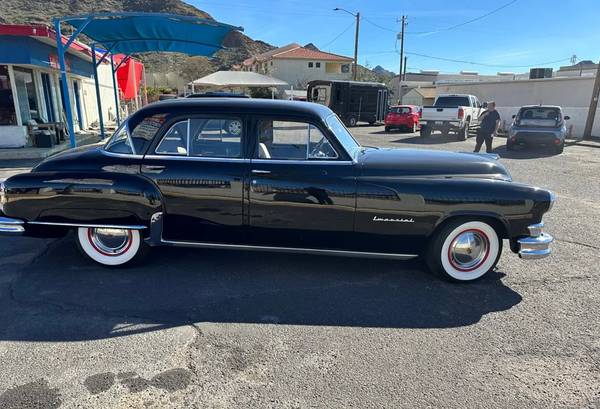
[518, 107, 560, 120]
[434, 96, 470, 107]
[389, 107, 412, 114]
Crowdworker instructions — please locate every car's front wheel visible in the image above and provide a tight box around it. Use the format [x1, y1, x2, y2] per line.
[76, 227, 147, 266]
[426, 220, 502, 282]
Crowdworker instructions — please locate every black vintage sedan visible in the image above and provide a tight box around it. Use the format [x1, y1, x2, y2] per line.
[0, 99, 554, 282]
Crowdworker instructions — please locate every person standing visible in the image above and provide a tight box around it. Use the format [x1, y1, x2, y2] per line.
[474, 101, 501, 153]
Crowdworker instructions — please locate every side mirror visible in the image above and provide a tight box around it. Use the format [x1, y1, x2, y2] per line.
[564, 115, 570, 120]
[482, 102, 488, 109]
[512, 114, 516, 119]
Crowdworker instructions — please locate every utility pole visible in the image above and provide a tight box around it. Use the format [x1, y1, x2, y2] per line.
[397, 15, 407, 104]
[583, 59, 600, 140]
[334, 8, 360, 81]
[353, 12, 360, 81]
[403, 56, 407, 81]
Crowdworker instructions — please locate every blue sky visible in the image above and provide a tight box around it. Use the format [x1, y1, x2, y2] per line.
[190, 0, 599, 75]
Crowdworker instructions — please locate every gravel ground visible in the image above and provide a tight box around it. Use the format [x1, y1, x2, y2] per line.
[0, 127, 599, 408]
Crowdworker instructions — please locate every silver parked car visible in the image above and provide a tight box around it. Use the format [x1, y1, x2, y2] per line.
[507, 105, 569, 154]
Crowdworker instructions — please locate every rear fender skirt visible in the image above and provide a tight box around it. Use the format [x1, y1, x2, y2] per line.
[2, 171, 164, 229]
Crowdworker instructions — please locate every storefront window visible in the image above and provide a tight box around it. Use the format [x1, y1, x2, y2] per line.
[0, 65, 17, 125]
[13, 67, 39, 124]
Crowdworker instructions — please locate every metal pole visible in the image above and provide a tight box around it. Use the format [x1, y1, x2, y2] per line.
[110, 54, 121, 126]
[583, 59, 600, 140]
[397, 15, 406, 104]
[91, 44, 105, 138]
[403, 56, 407, 81]
[353, 12, 360, 81]
[54, 19, 77, 148]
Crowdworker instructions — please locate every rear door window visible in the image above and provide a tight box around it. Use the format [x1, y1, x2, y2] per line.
[154, 117, 243, 158]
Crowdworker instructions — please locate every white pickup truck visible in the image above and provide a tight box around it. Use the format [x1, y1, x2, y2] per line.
[419, 94, 484, 140]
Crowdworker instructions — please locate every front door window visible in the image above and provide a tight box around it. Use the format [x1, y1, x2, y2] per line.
[257, 120, 337, 160]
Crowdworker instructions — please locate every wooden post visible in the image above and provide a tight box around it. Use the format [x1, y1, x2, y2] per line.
[583, 60, 600, 139]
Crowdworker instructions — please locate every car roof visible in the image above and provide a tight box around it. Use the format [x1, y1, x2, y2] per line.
[133, 98, 334, 121]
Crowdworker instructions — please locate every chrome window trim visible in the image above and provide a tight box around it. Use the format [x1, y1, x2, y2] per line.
[161, 239, 418, 260]
[28, 221, 147, 230]
[250, 158, 354, 165]
[101, 150, 144, 160]
[144, 154, 250, 163]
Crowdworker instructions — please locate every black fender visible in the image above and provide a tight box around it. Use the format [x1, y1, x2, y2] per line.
[3, 171, 163, 233]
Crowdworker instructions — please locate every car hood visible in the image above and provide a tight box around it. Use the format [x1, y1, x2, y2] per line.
[357, 148, 511, 180]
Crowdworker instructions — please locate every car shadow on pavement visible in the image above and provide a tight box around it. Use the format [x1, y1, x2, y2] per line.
[0, 235, 522, 342]
[390, 133, 469, 145]
[492, 145, 561, 159]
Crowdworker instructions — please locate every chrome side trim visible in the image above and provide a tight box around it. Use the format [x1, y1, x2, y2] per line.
[0, 216, 25, 234]
[28, 221, 147, 230]
[160, 239, 419, 260]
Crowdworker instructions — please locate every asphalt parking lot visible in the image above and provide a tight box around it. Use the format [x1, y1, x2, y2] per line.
[1, 127, 599, 408]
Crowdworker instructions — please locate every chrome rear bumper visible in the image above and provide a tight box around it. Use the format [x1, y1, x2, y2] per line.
[518, 222, 553, 260]
[0, 216, 25, 235]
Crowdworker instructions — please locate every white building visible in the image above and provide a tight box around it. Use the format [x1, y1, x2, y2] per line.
[437, 76, 599, 137]
[242, 43, 353, 88]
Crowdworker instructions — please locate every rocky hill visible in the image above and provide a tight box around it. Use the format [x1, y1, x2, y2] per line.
[0, 0, 274, 86]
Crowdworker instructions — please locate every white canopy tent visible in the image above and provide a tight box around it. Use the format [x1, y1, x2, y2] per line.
[188, 71, 288, 97]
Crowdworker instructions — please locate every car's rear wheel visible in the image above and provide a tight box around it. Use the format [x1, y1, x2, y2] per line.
[426, 220, 502, 282]
[347, 116, 358, 127]
[76, 227, 147, 266]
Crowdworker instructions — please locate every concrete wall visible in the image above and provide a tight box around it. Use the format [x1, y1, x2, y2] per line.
[436, 76, 599, 137]
[269, 59, 351, 88]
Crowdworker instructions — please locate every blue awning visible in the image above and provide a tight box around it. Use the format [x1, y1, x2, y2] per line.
[65, 12, 243, 56]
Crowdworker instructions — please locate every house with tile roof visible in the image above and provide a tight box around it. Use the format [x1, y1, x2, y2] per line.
[242, 43, 353, 88]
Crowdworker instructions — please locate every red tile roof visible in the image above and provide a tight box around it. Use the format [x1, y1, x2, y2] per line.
[243, 43, 352, 66]
[274, 47, 352, 62]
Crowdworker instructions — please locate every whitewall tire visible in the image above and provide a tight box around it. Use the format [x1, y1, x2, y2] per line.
[426, 220, 502, 282]
[76, 227, 145, 266]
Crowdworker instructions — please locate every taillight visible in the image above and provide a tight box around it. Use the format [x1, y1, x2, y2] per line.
[458, 107, 464, 119]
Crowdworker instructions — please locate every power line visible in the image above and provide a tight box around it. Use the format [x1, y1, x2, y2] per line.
[362, 17, 397, 33]
[404, 51, 571, 68]
[407, 0, 519, 35]
[321, 20, 356, 49]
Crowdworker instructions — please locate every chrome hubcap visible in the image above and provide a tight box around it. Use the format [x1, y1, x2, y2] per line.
[449, 230, 489, 271]
[89, 228, 131, 255]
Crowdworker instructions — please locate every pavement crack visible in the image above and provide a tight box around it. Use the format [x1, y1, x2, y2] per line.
[555, 237, 600, 250]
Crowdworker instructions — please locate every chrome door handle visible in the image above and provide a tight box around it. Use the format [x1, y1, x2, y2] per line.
[143, 165, 166, 171]
[251, 169, 271, 174]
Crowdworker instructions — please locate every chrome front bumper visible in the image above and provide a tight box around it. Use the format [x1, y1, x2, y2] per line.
[0, 216, 25, 234]
[518, 222, 553, 260]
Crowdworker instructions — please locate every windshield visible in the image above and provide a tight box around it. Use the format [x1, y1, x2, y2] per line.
[434, 96, 470, 107]
[326, 114, 361, 158]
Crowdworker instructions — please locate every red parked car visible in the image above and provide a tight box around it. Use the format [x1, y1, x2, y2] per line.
[385, 105, 421, 133]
